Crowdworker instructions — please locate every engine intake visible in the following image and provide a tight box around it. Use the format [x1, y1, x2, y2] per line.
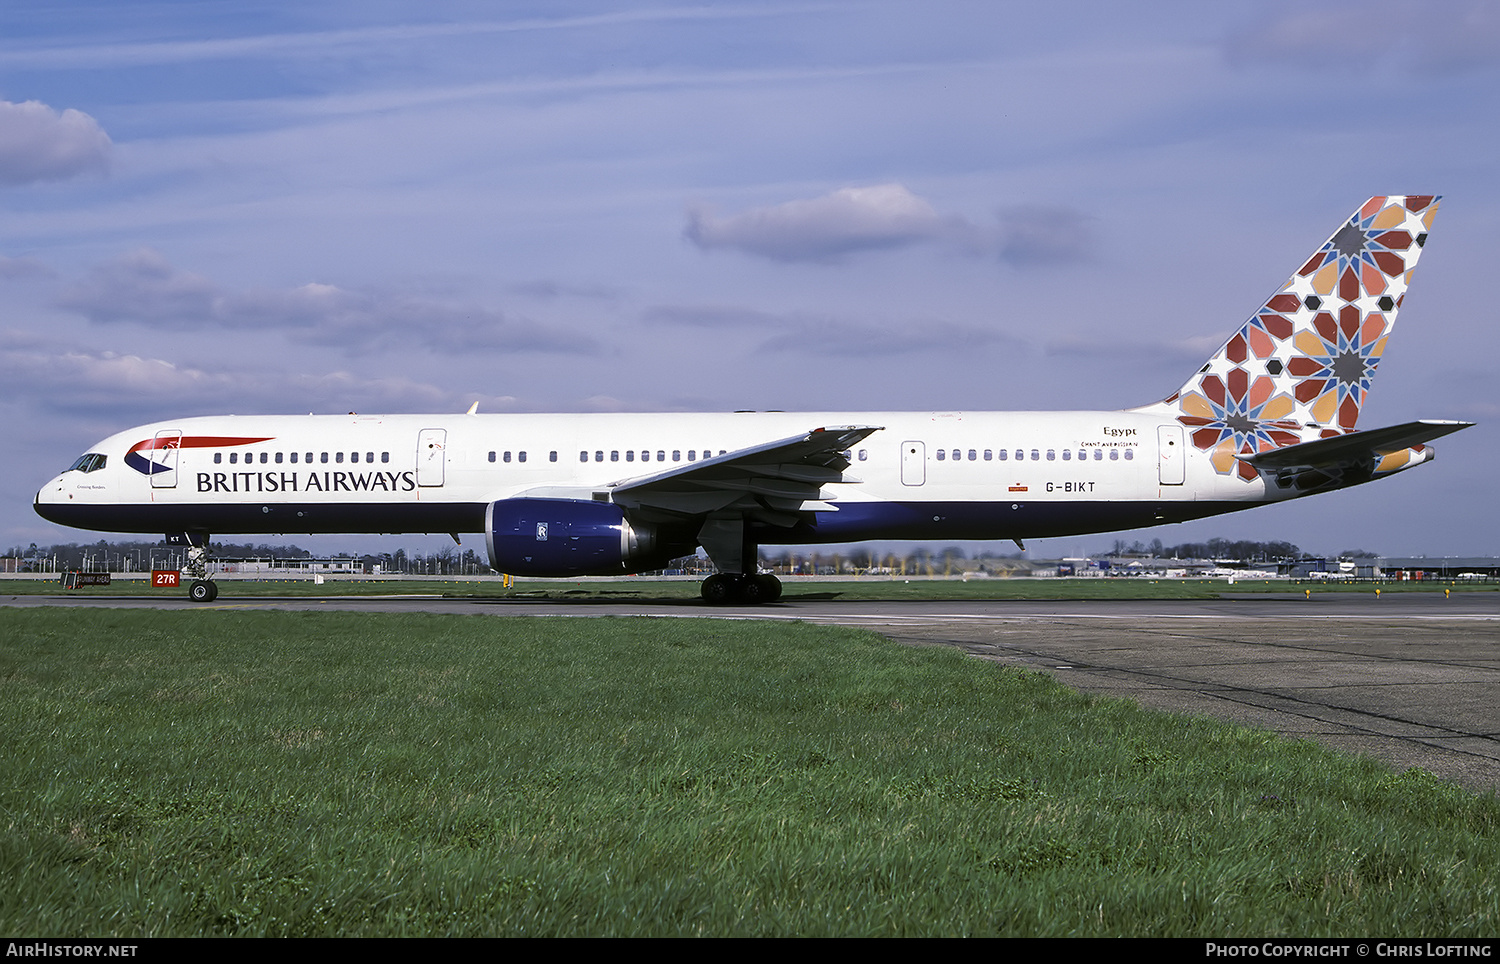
[486, 498, 662, 576]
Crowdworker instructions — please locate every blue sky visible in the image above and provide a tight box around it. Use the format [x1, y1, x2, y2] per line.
[3, 1, 1497, 558]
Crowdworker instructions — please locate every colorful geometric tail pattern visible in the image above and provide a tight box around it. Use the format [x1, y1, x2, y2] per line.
[1150, 196, 1440, 481]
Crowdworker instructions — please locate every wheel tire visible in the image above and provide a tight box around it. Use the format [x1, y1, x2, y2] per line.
[701, 573, 736, 604]
[739, 575, 767, 604]
[189, 580, 214, 603]
[754, 574, 782, 603]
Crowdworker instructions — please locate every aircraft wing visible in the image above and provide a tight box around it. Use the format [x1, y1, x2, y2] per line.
[610, 424, 882, 527]
[1239, 419, 1474, 469]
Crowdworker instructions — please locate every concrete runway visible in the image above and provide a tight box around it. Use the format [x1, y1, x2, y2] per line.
[8, 589, 1500, 793]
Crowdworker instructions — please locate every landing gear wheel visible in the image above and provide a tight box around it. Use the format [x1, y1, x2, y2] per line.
[701, 573, 738, 604]
[740, 574, 782, 604]
[189, 579, 218, 603]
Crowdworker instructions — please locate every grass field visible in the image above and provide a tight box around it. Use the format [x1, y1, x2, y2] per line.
[2, 608, 1497, 937]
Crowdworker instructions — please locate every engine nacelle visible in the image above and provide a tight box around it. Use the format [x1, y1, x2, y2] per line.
[485, 498, 661, 577]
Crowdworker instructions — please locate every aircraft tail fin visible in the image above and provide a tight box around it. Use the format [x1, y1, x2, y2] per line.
[1141, 196, 1441, 480]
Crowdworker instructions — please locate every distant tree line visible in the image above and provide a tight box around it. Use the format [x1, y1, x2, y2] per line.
[1107, 538, 1312, 562]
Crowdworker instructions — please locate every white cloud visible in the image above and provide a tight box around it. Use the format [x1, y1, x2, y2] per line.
[996, 205, 1095, 265]
[685, 183, 977, 263]
[0, 100, 111, 185]
[0, 332, 511, 418]
[643, 302, 1017, 358]
[1225, 1, 1500, 73]
[56, 249, 598, 355]
[0, 255, 55, 280]
[683, 184, 1095, 267]
[56, 248, 217, 325]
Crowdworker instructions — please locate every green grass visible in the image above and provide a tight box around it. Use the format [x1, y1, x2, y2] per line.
[2, 608, 1497, 936]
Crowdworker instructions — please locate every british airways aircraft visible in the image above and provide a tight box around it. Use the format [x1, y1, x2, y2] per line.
[34, 196, 1472, 603]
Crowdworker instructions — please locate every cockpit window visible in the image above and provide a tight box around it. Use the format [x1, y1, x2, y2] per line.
[67, 453, 107, 473]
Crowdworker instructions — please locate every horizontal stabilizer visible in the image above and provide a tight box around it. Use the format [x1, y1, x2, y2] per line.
[1238, 420, 1473, 469]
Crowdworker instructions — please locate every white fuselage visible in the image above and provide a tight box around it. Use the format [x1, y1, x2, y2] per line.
[34, 409, 1288, 546]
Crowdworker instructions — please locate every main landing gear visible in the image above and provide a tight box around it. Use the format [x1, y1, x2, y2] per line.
[700, 572, 782, 605]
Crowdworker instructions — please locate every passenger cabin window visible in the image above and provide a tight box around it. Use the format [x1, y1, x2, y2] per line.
[214, 453, 222, 464]
[550, 451, 558, 462]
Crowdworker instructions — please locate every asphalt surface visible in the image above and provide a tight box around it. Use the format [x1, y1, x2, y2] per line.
[7, 589, 1499, 793]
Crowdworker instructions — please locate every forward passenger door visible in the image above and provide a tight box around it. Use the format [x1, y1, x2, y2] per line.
[417, 429, 446, 487]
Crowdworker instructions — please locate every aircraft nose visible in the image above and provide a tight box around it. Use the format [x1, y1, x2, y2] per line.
[34, 485, 57, 522]
[33, 476, 70, 524]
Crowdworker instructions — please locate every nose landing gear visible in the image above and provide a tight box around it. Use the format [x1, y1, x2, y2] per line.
[167, 532, 219, 603]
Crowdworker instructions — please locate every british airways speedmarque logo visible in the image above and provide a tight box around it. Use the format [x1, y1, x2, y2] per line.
[124, 436, 274, 475]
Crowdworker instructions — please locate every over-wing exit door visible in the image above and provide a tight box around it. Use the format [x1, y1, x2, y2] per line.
[901, 441, 925, 486]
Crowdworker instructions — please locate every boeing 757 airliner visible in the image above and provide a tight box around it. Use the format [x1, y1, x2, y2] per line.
[35, 196, 1471, 602]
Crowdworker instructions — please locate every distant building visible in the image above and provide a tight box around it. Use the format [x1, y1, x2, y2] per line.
[1376, 558, 1500, 580]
